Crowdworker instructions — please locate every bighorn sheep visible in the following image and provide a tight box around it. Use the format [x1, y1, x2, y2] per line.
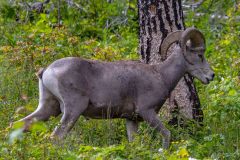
[18, 27, 214, 149]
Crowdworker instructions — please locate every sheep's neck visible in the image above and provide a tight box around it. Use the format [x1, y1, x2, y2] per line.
[155, 52, 187, 92]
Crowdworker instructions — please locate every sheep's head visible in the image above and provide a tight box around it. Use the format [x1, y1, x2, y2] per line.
[161, 27, 214, 84]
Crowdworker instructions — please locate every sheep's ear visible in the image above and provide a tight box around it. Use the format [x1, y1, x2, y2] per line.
[160, 30, 183, 60]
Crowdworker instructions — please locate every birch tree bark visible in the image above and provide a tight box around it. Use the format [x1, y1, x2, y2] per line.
[138, 0, 203, 124]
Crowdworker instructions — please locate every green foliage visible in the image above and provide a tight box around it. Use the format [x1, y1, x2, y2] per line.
[0, 0, 239, 159]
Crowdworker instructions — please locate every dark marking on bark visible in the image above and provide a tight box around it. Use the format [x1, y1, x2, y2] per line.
[143, 0, 148, 15]
[146, 37, 151, 63]
[138, 0, 147, 36]
[150, 3, 157, 33]
[178, 0, 184, 29]
[173, 0, 182, 30]
[140, 37, 145, 60]
[156, 2, 168, 56]
[151, 17, 157, 33]
[157, 6, 168, 40]
[162, 0, 173, 30]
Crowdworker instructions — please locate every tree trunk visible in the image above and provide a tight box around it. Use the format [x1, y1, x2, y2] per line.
[138, 0, 203, 124]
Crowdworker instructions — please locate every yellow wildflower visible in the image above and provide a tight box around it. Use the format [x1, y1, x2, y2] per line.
[178, 148, 189, 158]
[0, 46, 12, 53]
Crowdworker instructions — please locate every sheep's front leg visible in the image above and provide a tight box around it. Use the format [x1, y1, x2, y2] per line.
[139, 109, 171, 149]
[126, 119, 138, 142]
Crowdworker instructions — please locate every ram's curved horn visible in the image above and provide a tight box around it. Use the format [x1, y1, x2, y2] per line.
[180, 27, 205, 55]
[160, 30, 183, 60]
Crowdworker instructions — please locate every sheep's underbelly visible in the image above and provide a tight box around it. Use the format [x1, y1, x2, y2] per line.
[82, 104, 141, 120]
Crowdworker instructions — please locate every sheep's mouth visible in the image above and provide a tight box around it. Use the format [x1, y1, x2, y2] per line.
[205, 78, 210, 84]
[202, 77, 212, 84]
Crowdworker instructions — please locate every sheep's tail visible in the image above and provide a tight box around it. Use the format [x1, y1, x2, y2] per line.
[36, 68, 45, 79]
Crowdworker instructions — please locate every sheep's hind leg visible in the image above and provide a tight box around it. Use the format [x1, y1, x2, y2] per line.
[51, 96, 89, 139]
[17, 80, 61, 131]
[139, 109, 171, 149]
[126, 119, 138, 142]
